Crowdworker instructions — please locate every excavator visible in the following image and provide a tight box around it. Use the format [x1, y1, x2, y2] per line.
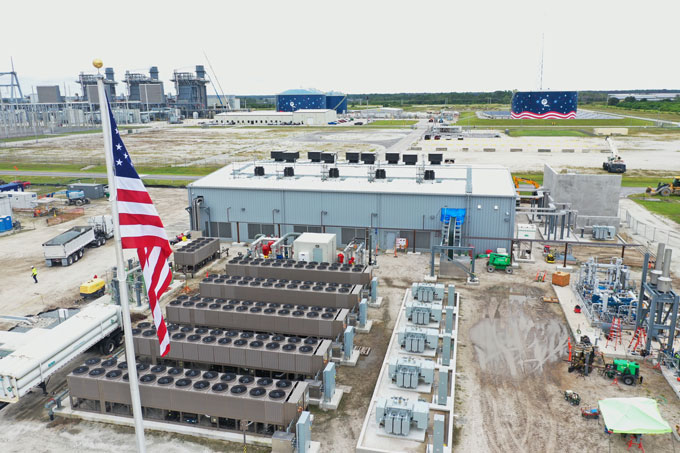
[646, 176, 680, 197]
[602, 136, 626, 173]
[512, 176, 540, 194]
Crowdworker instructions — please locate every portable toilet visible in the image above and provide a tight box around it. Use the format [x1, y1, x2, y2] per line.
[0, 194, 12, 232]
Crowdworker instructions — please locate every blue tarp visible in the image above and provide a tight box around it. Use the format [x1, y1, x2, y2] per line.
[440, 208, 466, 225]
[0, 182, 23, 193]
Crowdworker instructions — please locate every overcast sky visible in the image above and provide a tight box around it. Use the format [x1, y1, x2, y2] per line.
[2, 0, 679, 97]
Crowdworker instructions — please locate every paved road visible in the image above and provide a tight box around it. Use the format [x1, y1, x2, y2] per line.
[580, 108, 680, 127]
[0, 169, 200, 181]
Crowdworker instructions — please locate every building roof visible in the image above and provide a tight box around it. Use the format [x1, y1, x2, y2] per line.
[325, 91, 346, 96]
[294, 109, 333, 113]
[278, 88, 325, 96]
[190, 161, 516, 197]
[216, 111, 291, 117]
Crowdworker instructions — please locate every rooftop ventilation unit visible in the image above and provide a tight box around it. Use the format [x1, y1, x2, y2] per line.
[282, 151, 299, 163]
[345, 152, 359, 163]
[320, 152, 336, 164]
[198, 275, 361, 309]
[360, 152, 377, 165]
[225, 258, 372, 286]
[385, 153, 400, 165]
[375, 169, 386, 180]
[165, 297, 349, 339]
[428, 153, 443, 165]
[134, 324, 331, 376]
[328, 168, 340, 178]
[173, 237, 221, 273]
[307, 151, 321, 163]
[283, 167, 295, 177]
[402, 154, 418, 165]
[424, 170, 435, 181]
[67, 362, 308, 428]
[271, 151, 284, 162]
[254, 166, 265, 176]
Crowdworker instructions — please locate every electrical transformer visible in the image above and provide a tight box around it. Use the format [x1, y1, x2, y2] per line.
[411, 283, 445, 302]
[397, 326, 438, 353]
[405, 300, 443, 325]
[376, 396, 429, 436]
[388, 356, 435, 389]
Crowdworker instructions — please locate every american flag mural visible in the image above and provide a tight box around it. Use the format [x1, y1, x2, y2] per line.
[107, 97, 172, 356]
[511, 91, 577, 119]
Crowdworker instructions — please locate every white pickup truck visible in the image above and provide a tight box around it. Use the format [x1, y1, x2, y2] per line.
[0, 303, 123, 404]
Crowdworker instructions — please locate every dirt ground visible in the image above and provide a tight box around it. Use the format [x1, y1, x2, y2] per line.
[455, 242, 680, 453]
[0, 188, 190, 318]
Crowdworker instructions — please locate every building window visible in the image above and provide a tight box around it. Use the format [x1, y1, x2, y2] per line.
[341, 227, 366, 244]
[399, 230, 431, 249]
[208, 222, 232, 238]
[294, 225, 323, 234]
[247, 223, 276, 239]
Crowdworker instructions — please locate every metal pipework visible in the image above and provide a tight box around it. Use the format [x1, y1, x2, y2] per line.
[650, 242, 666, 285]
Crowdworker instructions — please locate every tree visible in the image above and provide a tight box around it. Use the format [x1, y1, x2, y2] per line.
[608, 97, 620, 106]
[624, 96, 637, 102]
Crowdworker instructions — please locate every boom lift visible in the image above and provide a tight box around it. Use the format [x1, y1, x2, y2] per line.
[602, 136, 626, 173]
[44, 189, 90, 206]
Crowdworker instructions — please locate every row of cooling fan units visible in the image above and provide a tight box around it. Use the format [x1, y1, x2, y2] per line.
[202, 275, 355, 293]
[226, 258, 366, 272]
[169, 297, 341, 319]
[175, 237, 216, 253]
[134, 321, 322, 352]
[72, 357, 292, 400]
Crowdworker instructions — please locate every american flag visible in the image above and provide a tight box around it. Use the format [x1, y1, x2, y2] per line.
[107, 99, 171, 357]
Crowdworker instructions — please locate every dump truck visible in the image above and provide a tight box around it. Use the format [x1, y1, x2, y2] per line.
[43, 216, 113, 266]
[0, 303, 123, 404]
[646, 177, 680, 197]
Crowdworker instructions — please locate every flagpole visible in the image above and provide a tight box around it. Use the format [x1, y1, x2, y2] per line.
[96, 63, 147, 453]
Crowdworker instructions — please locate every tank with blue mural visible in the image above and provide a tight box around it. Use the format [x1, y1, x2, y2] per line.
[511, 91, 577, 119]
[276, 88, 326, 112]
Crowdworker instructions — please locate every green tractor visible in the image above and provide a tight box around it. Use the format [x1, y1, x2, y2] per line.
[603, 359, 643, 386]
[486, 253, 513, 274]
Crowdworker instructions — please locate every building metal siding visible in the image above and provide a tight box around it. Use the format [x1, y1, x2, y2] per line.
[188, 186, 515, 254]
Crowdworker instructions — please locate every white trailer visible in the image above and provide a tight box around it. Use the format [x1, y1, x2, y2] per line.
[0, 303, 123, 404]
[43, 226, 96, 266]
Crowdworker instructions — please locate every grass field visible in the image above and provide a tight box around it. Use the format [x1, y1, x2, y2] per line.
[0, 126, 144, 143]
[0, 162, 220, 177]
[456, 116, 654, 127]
[366, 120, 417, 126]
[512, 172, 670, 188]
[630, 193, 680, 224]
[585, 104, 680, 123]
[507, 129, 590, 137]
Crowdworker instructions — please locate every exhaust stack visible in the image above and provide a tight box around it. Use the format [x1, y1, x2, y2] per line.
[657, 248, 673, 293]
[650, 243, 665, 285]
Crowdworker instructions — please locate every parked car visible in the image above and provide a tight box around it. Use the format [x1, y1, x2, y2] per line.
[328, 121, 337, 125]
[434, 135, 441, 140]
[11, 180, 30, 189]
[354, 122, 364, 125]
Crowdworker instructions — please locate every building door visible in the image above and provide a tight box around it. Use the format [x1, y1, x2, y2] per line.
[385, 231, 396, 250]
[312, 247, 324, 262]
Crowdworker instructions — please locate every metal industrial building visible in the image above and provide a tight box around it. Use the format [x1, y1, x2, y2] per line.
[276, 89, 326, 112]
[77, 67, 117, 103]
[215, 109, 337, 125]
[171, 65, 209, 115]
[123, 66, 165, 107]
[325, 91, 347, 114]
[186, 158, 517, 254]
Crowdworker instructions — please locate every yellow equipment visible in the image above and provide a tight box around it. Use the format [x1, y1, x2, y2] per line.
[80, 277, 106, 298]
[513, 176, 540, 192]
[646, 177, 680, 197]
[546, 253, 556, 264]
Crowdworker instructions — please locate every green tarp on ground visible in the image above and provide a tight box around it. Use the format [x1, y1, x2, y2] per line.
[599, 397, 672, 434]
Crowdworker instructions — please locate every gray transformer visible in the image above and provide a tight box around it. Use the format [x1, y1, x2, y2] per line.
[376, 396, 429, 436]
[388, 356, 435, 389]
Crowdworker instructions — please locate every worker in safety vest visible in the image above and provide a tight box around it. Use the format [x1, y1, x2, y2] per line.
[31, 266, 38, 284]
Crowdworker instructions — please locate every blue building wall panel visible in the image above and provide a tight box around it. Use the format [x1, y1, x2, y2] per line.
[325, 95, 347, 114]
[276, 94, 326, 112]
[188, 186, 515, 254]
[511, 91, 577, 119]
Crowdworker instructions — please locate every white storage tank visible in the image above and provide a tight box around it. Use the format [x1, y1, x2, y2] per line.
[293, 233, 337, 263]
